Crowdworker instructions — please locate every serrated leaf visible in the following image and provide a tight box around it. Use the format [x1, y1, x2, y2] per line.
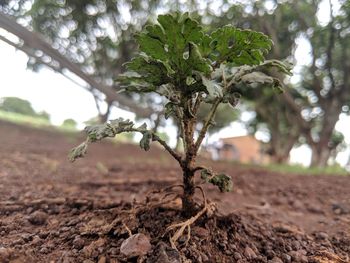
[69, 141, 88, 162]
[201, 169, 233, 192]
[210, 25, 273, 65]
[122, 12, 211, 95]
[85, 118, 134, 142]
[258, 59, 293, 76]
[124, 56, 171, 87]
[241, 72, 274, 85]
[140, 131, 152, 151]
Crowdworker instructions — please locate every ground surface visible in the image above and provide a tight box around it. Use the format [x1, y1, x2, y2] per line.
[0, 120, 349, 263]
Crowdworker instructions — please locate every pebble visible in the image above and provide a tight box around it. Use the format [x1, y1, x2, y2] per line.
[268, 257, 283, 263]
[289, 250, 308, 262]
[315, 232, 329, 240]
[120, 233, 151, 258]
[234, 252, 242, 260]
[72, 236, 85, 250]
[28, 211, 48, 225]
[0, 247, 13, 261]
[32, 235, 43, 246]
[244, 246, 257, 259]
[192, 226, 209, 239]
[282, 253, 292, 262]
[82, 238, 106, 258]
[153, 242, 181, 263]
[98, 256, 106, 263]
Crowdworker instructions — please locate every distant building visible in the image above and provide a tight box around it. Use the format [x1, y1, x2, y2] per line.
[207, 135, 269, 164]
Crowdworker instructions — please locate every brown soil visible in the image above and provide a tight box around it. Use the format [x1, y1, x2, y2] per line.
[0, 120, 349, 263]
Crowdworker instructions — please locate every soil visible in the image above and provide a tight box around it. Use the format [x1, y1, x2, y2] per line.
[0, 120, 349, 263]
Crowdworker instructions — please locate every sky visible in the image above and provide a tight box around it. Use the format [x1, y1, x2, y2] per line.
[0, 0, 349, 166]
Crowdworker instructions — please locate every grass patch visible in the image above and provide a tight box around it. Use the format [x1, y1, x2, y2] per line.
[0, 110, 52, 128]
[264, 163, 348, 176]
[252, 162, 348, 176]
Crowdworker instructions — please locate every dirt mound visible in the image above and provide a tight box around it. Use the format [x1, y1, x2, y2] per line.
[0, 120, 350, 262]
[1, 198, 349, 263]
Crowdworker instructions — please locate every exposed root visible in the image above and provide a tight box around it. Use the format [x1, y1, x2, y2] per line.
[164, 186, 216, 249]
[123, 222, 132, 237]
[102, 184, 184, 235]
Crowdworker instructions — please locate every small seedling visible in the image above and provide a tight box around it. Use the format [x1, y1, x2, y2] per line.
[69, 12, 291, 247]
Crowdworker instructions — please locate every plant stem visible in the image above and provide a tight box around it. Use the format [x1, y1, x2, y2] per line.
[182, 167, 196, 215]
[152, 133, 182, 164]
[126, 128, 183, 165]
[194, 98, 221, 153]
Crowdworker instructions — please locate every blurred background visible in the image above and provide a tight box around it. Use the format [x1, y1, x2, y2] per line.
[0, 0, 349, 171]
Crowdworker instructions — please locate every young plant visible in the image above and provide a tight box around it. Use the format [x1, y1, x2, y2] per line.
[69, 13, 291, 215]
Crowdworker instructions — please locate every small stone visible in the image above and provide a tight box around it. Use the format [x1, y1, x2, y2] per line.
[192, 226, 209, 239]
[315, 232, 329, 240]
[244, 246, 257, 259]
[32, 235, 43, 246]
[307, 204, 324, 214]
[0, 247, 13, 261]
[21, 233, 32, 242]
[28, 211, 48, 225]
[152, 242, 181, 263]
[268, 257, 283, 263]
[282, 253, 292, 262]
[289, 250, 308, 263]
[234, 252, 242, 260]
[72, 236, 85, 250]
[82, 238, 106, 258]
[39, 247, 49, 254]
[120, 233, 151, 258]
[98, 256, 106, 263]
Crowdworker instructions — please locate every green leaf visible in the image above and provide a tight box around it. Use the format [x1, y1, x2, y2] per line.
[164, 102, 176, 119]
[201, 169, 233, 192]
[140, 131, 152, 151]
[68, 141, 88, 162]
[210, 25, 273, 65]
[123, 12, 211, 94]
[240, 72, 274, 86]
[84, 118, 134, 142]
[258, 60, 293, 76]
[124, 55, 171, 87]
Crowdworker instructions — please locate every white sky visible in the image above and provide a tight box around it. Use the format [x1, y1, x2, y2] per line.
[0, 0, 349, 166]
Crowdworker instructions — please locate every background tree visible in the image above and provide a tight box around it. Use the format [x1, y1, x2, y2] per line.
[61, 118, 77, 129]
[0, 97, 36, 116]
[0, 96, 50, 120]
[212, 0, 350, 167]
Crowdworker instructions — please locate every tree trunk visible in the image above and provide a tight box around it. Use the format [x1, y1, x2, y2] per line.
[310, 144, 331, 167]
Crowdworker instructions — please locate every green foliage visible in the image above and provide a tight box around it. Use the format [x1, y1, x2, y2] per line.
[209, 26, 273, 65]
[200, 168, 232, 192]
[0, 97, 37, 117]
[61, 119, 77, 129]
[69, 118, 155, 161]
[0, 97, 51, 123]
[197, 103, 238, 134]
[120, 13, 290, 107]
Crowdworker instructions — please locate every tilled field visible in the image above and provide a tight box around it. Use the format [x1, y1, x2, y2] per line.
[0, 120, 349, 262]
